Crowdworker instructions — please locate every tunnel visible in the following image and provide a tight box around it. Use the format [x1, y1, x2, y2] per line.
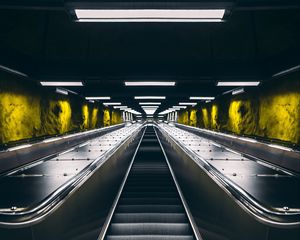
[0, 0, 299, 240]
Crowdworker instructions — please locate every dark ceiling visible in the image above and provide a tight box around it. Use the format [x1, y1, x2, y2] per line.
[0, 0, 299, 114]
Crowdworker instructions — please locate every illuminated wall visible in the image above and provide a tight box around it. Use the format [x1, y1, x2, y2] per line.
[177, 74, 300, 145]
[189, 109, 197, 127]
[0, 72, 123, 144]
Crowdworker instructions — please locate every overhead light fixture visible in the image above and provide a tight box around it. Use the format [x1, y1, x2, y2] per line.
[125, 81, 176, 86]
[232, 88, 245, 95]
[216, 81, 260, 86]
[40, 81, 84, 86]
[103, 102, 121, 106]
[139, 102, 161, 105]
[179, 102, 197, 106]
[56, 88, 68, 95]
[114, 105, 128, 109]
[85, 96, 111, 100]
[134, 96, 166, 100]
[0, 64, 28, 78]
[189, 96, 215, 100]
[272, 65, 300, 78]
[75, 9, 225, 22]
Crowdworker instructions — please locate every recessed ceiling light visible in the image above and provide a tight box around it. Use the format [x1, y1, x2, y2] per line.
[179, 102, 197, 106]
[75, 9, 225, 22]
[139, 102, 161, 105]
[103, 102, 121, 106]
[189, 97, 215, 100]
[216, 81, 260, 86]
[134, 96, 166, 100]
[125, 81, 176, 86]
[40, 81, 84, 86]
[85, 96, 111, 100]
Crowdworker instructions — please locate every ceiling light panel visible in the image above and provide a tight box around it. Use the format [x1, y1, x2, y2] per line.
[134, 96, 166, 100]
[103, 102, 121, 106]
[40, 81, 83, 86]
[179, 102, 197, 106]
[125, 81, 176, 86]
[139, 102, 161, 105]
[85, 96, 111, 100]
[75, 9, 225, 22]
[217, 81, 260, 86]
[189, 97, 215, 100]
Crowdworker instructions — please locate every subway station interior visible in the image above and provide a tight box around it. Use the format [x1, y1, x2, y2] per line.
[0, 0, 299, 240]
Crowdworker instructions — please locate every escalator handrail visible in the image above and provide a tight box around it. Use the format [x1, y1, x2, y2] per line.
[0, 124, 143, 227]
[157, 123, 300, 227]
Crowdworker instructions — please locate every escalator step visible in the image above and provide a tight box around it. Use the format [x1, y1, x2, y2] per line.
[112, 213, 188, 223]
[106, 235, 195, 240]
[108, 223, 192, 235]
[116, 205, 184, 213]
[118, 197, 181, 205]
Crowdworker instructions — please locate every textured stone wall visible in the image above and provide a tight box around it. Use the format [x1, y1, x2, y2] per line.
[0, 72, 123, 144]
[178, 73, 300, 145]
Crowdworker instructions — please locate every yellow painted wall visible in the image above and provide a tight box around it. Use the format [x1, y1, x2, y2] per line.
[0, 92, 41, 143]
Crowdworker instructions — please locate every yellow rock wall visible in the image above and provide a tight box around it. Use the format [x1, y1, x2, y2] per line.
[111, 110, 122, 125]
[177, 75, 300, 145]
[0, 92, 41, 143]
[189, 109, 197, 127]
[0, 72, 123, 144]
[103, 108, 111, 127]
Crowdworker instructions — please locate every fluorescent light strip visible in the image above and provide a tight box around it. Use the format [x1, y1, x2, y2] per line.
[114, 106, 128, 109]
[78, 19, 223, 23]
[189, 96, 215, 100]
[272, 65, 300, 78]
[232, 88, 245, 95]
[85, 96, 111, 100]
[135, 96, 166, 100]
[179, 102, 197, 106]
[56, 88, 68, 95]
[173, 106, 187, 108]
[125, 81, 175, 86]
[0, 65, 28, 78]
[75, 9, 225, 21]
[139, 102, 161, 105]
[217, 81, 260, 86]
[103, 102, 121, 106]
[40, 81, 83, 86]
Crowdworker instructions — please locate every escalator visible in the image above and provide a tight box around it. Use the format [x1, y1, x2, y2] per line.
[101, 126, 200, 240]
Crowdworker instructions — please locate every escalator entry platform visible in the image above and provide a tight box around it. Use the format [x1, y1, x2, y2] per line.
[103, 126, 197, 240]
